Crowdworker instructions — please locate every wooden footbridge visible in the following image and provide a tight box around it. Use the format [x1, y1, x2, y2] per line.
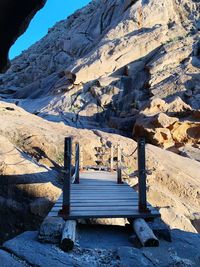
[42, 137, 164, 250]
[49, 137, 160, 220]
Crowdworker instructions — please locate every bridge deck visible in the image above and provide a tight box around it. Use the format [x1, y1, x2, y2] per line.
[49, 171, 160, 219]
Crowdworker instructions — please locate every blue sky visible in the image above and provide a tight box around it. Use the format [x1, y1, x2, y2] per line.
[9, 0, 91, 59]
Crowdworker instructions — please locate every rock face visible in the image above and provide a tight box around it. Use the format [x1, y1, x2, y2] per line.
[0, 101, 199, 236]
[0, 0, 199, 135]
[0, 0, 47, 72]
[0, 0, 200, 261]
[1, 229, 200, 267]
[0, 128, 61, 243]
[133, 97, 200, 148]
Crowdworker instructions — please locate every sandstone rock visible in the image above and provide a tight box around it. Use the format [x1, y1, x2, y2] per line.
[0, 0, 199, 247]
[179, 144, 200, 162]
[171, 121, 200, 144]
[118, 246, 154, 267]
[133, 113, 176, 147]
[166, 97, 192, 114]
[0, 0, 198, 134]
[38, 216, 65, 243]
[16, 183, 61, 202]
[146, 144, 200, 232]
[30, 197, 53, 217]
[134, 97, 199, 147]
[118, 229, 200, 266]
[152, 113, 178, 128]
[0, 250, 26, 267]
[142, 98, 167, 115]
[99, 94, 113, 107]
[3, 231, 72, 266]
[142, 97, 192, 116]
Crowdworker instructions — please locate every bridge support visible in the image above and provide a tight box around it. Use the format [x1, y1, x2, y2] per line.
[59, 137, 72, 219]
[110, 144, 114, 172]
[117, 144, 123, 184]
[74, 143, 80, 184]
[138, 137, 150, 213]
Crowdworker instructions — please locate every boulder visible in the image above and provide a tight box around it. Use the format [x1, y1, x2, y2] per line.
[3, 231, 72, 267]
[0, 250, 25, 267]
[134, 97, 199, 147]
[151, 113, 178, 128]
[38, 216, 65, 243]
[30, 197, 53, 217]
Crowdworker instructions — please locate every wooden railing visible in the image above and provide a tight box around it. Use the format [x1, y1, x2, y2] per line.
[59, 136, 148, 218]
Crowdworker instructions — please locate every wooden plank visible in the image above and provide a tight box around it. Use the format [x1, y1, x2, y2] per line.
[54, 202, 151, 208]
[71, 192, 137, 195]
[49, 209, 160, 216]
[69, 210, 160, 216]
[48, 170, 160, 220]
[56, 199, 139, 204]
[70, 193, 136, 197]
[69, 197, 139, 200]
[71, 206, 151, 211]
[71, 186, 132, 190]
[71, 188, 133, 191]
[71, 188, 134, 192]
[71, 203, 151, 207]
[70, 191, 134, 194]
[74, 182, 120, 185]
[71, 184, 128, 186]
[71, 189, 136, 192]
[49, 211, 160, 219]
[52, 206, 154, 212]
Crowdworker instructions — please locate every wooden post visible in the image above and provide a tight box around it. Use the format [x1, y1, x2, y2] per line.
[58, 137, 72, 218]
[60, 220, 76, 251]
[117, 144, 122, 184]
[138, 137, 149, 213]
[80, 145, 83, 171]
[133, 218, 159, 247]
[110, 144, 113, 172]
[74, 143, 80, 184]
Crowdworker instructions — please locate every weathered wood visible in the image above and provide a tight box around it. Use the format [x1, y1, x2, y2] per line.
[57, 199, 139, 204]
[110, 145, 114, 172]
[79, 145, 83, 171]
[117, 144, 122, 184]
[49, 210, 160, 219]
[59, 203, 151, 209]
[60, 220, 76, 252]
[138, 137, 148, 212]
[69, 196, 138, 200]
[74, 143, 80, 184]
[59, 137, 72, 217]
[52, 169, 160, 221]
[133, 218, 159, 247]
[71, 192, 135, 196]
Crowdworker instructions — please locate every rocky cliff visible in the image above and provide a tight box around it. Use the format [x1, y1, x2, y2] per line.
[0, 0, 199, 145]
[0, 0, 200, 265]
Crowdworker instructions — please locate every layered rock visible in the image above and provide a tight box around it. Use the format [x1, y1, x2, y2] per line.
[0, 101, 200, 237]
[133, 97, 200, 149]
[1, 229, 200, 266]
[0, 0, 199, 252]
[0, 0, 199, 134]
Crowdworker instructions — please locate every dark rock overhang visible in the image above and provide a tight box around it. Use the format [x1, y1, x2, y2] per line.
[0, 0, 47, 73]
